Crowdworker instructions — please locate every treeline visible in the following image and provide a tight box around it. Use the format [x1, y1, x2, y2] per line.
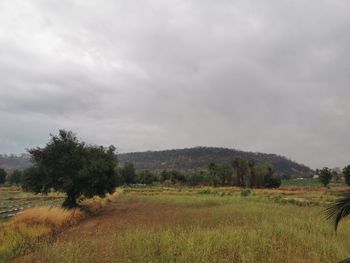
[117, 157, 282, 188]
[316, 166, 350, 187]
[0, 168, 23, 185]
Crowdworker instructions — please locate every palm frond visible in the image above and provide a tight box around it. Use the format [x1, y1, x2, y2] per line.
[325, 192, 350, 231]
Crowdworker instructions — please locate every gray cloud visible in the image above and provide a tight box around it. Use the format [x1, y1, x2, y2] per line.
[0, 0, 349, 168]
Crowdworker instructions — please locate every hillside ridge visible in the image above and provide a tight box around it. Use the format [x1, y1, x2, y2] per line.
[118, 146, 312, 176]
[0, 147, 312, 176]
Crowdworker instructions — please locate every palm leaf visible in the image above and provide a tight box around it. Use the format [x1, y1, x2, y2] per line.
[325, 192, 350, 231]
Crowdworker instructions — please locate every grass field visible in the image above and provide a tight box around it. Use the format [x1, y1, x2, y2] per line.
[0, 187, 64, 221]
[281, 178, 346, 188]
[6, 186, 350, 263]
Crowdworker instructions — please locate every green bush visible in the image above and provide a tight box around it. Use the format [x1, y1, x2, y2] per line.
[240, 189, 251, 197]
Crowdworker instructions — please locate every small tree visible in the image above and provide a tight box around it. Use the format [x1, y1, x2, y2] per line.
[138, 170, 157, 185]
[120, 163, 137, 185]
[7, 169, 23, 185]
[318, 167, 333, 187]
[22, 130, 118, 208]
[188, 171, 204, 186]
[169, 170, 186, 184]
[343, 165, 350, 186]
[263, 166, 281, 188]
[0, 168, 6, 184]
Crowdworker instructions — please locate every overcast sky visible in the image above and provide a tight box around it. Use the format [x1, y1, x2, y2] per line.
[0, 0, 349, 168]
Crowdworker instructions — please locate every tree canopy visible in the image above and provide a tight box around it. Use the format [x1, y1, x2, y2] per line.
[317, 167, 333, 187]
[7, 169, 23, 185]
[22, 130, 118, 208]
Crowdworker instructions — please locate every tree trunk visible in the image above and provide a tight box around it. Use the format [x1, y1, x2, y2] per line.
[62, 191, 78, 208]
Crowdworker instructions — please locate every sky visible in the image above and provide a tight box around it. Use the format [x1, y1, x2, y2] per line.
[0, 0, 349, 169]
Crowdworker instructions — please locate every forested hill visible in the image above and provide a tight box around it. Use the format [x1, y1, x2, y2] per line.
[0, 154, 31, 170]
[0, 147, 313, 177]
[119, 147, 313, 177]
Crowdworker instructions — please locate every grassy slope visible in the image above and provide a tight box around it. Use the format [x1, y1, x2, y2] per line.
[13, 188, 350, 263]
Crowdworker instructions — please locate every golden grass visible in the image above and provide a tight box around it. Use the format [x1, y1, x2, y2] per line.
[80, 188, 124, 213]
[0, 188, 123, 262]
[11, 206, 85, 229]
[0, 207, 85, 263]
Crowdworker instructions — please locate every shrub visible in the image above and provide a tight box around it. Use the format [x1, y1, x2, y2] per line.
[240, 189, 251, 197]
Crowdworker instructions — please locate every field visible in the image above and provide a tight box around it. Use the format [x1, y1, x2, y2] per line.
[0, 187, 64, 221]
[2, 185, 350, 263]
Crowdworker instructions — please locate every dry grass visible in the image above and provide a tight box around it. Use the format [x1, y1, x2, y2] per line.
[0, 189, 123, 263]
[13, 191, 350, 263]
[80, 189, 124, 213]
[0, 207, 85, 263]
[11, 207, 85, 230]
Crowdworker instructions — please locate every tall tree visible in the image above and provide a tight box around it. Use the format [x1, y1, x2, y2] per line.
[232, 157, 249, 187]
[343, 165, 350, 186]
[318, 167, 333, 187]
[22, 130, 118, 208]
[216, 164, 233, 185]
[138, 170, 157, 185]
[120, 163, 137, 185]
[248, 160, 256, 188]
[0, 168, 6, 184]
[7, 169, 23, 185]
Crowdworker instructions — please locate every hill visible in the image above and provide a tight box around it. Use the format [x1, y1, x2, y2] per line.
[0, 154, 31, 171]
[0, 147, 313, 177]
[119, 147, 313, 177]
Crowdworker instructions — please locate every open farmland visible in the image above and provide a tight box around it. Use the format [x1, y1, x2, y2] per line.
[0, 187, 64, 221]
[9, 185, 350, 263]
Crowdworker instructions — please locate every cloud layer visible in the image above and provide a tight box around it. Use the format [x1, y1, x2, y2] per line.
[0, 0, 349, 168]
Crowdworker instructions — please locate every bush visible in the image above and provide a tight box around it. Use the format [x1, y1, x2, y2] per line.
[240, 189, 251, 197]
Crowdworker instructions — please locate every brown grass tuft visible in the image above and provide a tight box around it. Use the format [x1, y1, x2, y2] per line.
[81, 188, 124, 213]
[11, 206, 85, 230]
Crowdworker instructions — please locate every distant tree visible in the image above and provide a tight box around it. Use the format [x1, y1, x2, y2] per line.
[281, 173, 291, 180]
[232, 157, 249, 187]
[138, 170, 157, 185]
[170, 170, 186, 184]
[317, 167, 333, 187]
[343, 165, 350, 186]
[0, 168, 6, 184]
[208, 162, 220, 186]
[255, 163, 267, 188]
[216, 164, 233, 185]
[208, 162, 217, 177]
[332, 169, 342, 182]
[264, 166, 281, 188]
[160, 170, 170, 182]
[248, 160, 256, 188]
[7, 169, 23, 185]
[254, 163, 281, 188]
[22, 130, 118, 208]
[120, 163, 137, 185]
[187, 171, 202, 186]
